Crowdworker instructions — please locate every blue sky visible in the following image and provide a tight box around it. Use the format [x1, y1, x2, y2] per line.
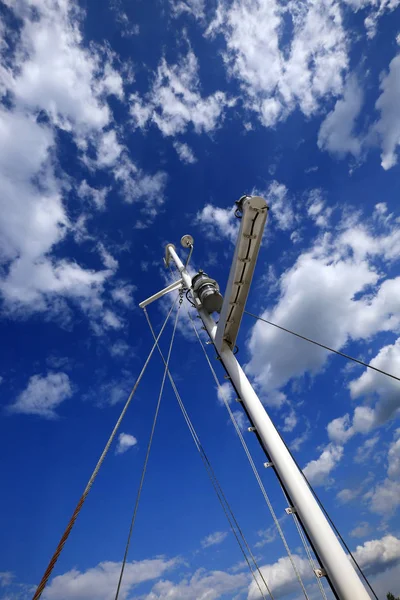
[1, 0, 400, 599]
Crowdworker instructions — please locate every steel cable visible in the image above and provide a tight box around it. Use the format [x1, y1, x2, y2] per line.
[32, 297, 178, 600]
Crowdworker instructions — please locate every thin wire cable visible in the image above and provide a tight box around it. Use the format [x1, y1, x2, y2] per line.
[278, 484, 328, 600]
[244, 310, 400, 384]
[292, 512, 328, 600]
[143, 308, 273, 600]
[243, 309, 379, 598]
[276, 431, 379, 600]
[114, 304, 181, 600]
[186, 305, 310, 600]
[32, 298, 178, 600]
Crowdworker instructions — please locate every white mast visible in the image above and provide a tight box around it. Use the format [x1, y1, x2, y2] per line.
[140, 197, 371, 600]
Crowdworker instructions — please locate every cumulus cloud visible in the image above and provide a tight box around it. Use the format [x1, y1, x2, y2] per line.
[264, 181, 295, 232]
[170, 0, 206, 20]
[173, 141, 197, 164]
[130, 48, 232, 136]
[8, 372, 72, 419]
[77, 180, 109, 210]
[302, 443, 344, 486]
[245, 204, 400, 406]
[375, 53, 400, 169]
[208, 0, 348, 127]
[350, 522, 372, 538]
[217, 382, 235, 405]
[248, 554, 311, 599]
[201, 531, 228, 548]
[42, 557, 179, 600]
[144, 569, 248, 600]
[352, 534, 400, 576]
[366, 430, 400, 516]
[0, 0, 166, 322]
[248, 534, 400, 599]
[318, 75, 363, 158]
[195, 204, 239, 243]
[115, 432, 138, 455]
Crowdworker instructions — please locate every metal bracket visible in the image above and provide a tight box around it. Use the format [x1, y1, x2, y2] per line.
[235, 397, 242, 403]
[224, 374, 231, 380]
[248, 427, 257, 432]
[263, 462, 274, 468]
[314, 568, 327, 579]
[285, 507, 297, 515]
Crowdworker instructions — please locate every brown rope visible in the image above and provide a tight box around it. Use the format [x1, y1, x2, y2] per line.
[32, 298, 177, 600]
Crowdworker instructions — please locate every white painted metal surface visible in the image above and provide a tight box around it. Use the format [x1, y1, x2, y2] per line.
[215, 196, 268, 352]
[139, 279, 183, 309]
[166, 244, 370, 600]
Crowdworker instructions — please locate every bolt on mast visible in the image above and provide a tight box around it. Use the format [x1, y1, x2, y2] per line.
[139, 196, 371, 600]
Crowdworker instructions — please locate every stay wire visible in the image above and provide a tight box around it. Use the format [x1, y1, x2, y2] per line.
[244, 310, 400, 384]
[186, 305, 310, 600]
[114, 302, 181, 600]
[31, 297, 178, 600]
[244, 309, 380, 599]
[278, 431, 379, 600]
[279, 485, 328, 600]
[143, 307, 272, 600]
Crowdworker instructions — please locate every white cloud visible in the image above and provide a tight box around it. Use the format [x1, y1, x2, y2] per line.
[201, 531, 228, 548]
[77, 180, 109, 210]
[350, 522, 372, 538]
[208, 0, 348, 127]
[388, 430, 400, 479]
[9, 372, 72, 419]
[195, 204, 239, 243]
[3, 0, 122, 135]
[342, 0, 400, 38]
[264, 181, 294, 232]
[170, 0, 206, 20]
[217, 382, 235, 406]
[302, 443, 344, 486]
[102, 310, 123, 330]
[248, 535, 400, 599]
[111, 284, 136, 307]
[337, 487, 362, 503]
[354, 435, 380, 464]
[366, 430, 400, 516]
[349, 338, 400, 428]
[115, 432, 138, 454]
[98, 243, 119, 271]
[0, 1, 167, 323]
[247, 554, 311, 599]
[375, 53, 400, 170]
[318, 75, 363, 158]
[42, 557, 179, 600]
[144, 569, 248, 600]
[245, 205, 400, 405]
[130, 48, 232, 136]
[282, 409, 297, 432]
[173, 141, 197, 164]
[306, 189, 332, 228]
[109, 340, 130, 357]
[95, 129, 124, 168]
[352, 534, 400, 576]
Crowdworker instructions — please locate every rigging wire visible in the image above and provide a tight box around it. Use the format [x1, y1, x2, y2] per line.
[114, 302, 181, 600]
[277, 430, 379, 600]
[244, 310, 400, 384]
[279, 485, 328, 600]
[143, 306, 273, 600]
[31, 297, 178, 600]
[186, 305, 310, 600]
[242, 309, 381, 599]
